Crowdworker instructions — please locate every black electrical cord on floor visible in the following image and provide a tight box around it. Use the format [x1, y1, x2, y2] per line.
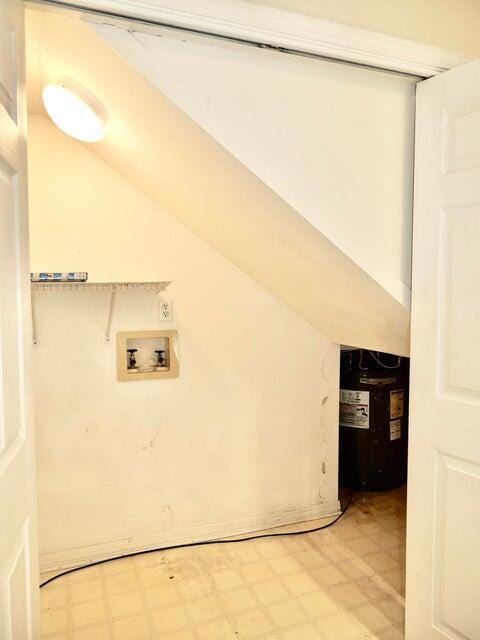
[40, 490, 355, 589]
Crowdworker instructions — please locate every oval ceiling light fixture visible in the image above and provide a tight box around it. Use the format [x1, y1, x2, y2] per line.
[42, 79, 108, 142]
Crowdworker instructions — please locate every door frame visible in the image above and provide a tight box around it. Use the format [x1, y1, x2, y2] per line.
[21, 1, 476, 637]
[27, 0, 473, 77]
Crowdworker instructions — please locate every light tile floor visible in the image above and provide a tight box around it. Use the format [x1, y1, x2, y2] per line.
[40, 488, 406, 640]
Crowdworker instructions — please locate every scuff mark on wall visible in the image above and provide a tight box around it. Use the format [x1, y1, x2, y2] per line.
[141, 423, 163, 450]
[318, 344, 338, 500]
[161, 504, 174, 518]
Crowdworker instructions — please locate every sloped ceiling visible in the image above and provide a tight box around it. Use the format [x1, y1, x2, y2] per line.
[25, 8, 410, 355]
[95, 23, 416, 308]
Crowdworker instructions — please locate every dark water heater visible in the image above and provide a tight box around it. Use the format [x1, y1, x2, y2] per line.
[339, 349, 409, 491]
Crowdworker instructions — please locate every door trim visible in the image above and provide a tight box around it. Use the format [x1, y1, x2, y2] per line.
[27, 0, 473, 77]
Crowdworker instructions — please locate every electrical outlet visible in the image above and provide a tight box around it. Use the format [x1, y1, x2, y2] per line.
[158, 296, 173, 322]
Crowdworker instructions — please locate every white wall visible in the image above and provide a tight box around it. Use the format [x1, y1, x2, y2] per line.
[28, 116, 340, 571]
[95, 24, 417, 307]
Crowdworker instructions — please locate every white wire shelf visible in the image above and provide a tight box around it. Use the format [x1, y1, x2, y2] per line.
[31, 281, 170, 292]
[31, 282, 172, 344]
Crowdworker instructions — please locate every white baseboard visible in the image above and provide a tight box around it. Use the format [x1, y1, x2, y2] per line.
[39, 499, 340, 573]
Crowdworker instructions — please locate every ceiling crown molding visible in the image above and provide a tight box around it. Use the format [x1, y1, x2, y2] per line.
[31, 0, 474, 77]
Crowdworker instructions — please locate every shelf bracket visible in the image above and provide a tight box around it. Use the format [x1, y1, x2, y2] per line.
[31, 291, 38, 346]
[105, 289, 117, 343]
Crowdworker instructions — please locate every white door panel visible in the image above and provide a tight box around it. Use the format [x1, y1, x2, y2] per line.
[0, 1, 39, 638]
[407, 58, 480, 639]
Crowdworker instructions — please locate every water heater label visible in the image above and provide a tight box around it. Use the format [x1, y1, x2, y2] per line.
[390, 389, 404, 419]
[340, 389, 369, 429]
[390, 419, 402, 441]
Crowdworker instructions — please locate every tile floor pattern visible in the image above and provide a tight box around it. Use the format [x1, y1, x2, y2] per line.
[41, 489, 406, 640]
